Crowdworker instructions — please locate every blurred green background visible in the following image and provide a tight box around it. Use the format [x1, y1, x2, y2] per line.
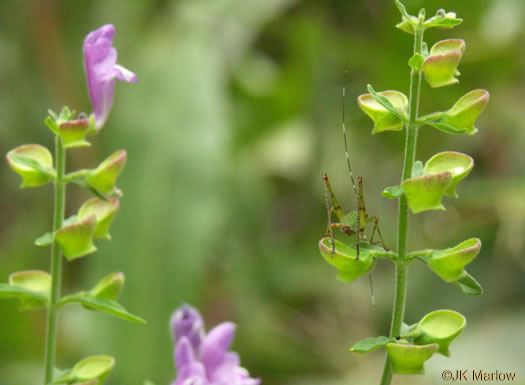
[1, 0, 524, 384]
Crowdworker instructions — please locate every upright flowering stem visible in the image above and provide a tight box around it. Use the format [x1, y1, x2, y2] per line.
[379, 18, 424, 385]
[43, 136, 66, 385]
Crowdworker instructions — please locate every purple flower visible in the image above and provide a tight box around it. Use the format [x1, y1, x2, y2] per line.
[171, 304, 205, 355]
[83, 24, 137, 130]
[170, 305, 261, 385]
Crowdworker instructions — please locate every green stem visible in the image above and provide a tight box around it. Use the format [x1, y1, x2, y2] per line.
[43, 136, 66, 385]
[379, 21, 424, 385]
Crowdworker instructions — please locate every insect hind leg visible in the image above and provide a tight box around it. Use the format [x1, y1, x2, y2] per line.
[368, 216, 389, 251]
[323, 174, 336, 257]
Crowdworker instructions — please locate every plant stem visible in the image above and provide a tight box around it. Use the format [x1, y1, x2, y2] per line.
[43, 136, 66, 385]
[379, 22, 424, 385]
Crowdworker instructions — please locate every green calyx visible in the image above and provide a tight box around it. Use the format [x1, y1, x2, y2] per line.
[85, 150, 127, 195]
[55, 215, 97, 260]
[422, 39, 465, 88]
[58, 119, 91, 149]
[401, 151, 473, 213]
[385, 342, 438, 375]
[358, 90, 408, 133]
[6, 144, 56, 188]
[89, 272, 125, 301]
[428, 238, 481, 282]
[423, 151, 474, 198]
[0, 270, 51, 309]
[54, 355, 115, 385]
[438, 89, 490, 135]
[78, 198, 120, 240]
[319, 238, 377, 282]
[414, 310, 466, 356]
[40, 198, 120, 259]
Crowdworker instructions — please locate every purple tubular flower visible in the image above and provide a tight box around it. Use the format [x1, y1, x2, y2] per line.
[83, 24, 137, 130]
[171, 304, 205, 355]
[170, 305, 261, 385]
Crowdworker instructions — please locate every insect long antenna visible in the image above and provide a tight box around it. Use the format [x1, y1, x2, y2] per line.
[342, 86, 358, 198]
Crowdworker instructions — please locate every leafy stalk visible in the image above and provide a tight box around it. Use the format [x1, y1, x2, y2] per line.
[43, 136, 66, 385]
[379, 17, 424, 385]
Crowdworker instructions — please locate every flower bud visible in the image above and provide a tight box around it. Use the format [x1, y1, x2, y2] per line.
[89, 272, 125, 301]
[423, 152, 473, 198]
[319, 237, 376, 282]
[440, 89, 489, 135]
[6, 144, 55, 188]
[171, 304, 205, 354]
[58, 118, 91, 149]
[422, 39, 465, 88]
[428, 238, 481, 282]
[358, 91, 408, 133]
[414, 310, 466, 356]
[401, 172, 452, 214]
[85, 150, 126, 195]
[54, 215, 97, 260]
[385, 342, 438, 374]
[78, 198, 120, 239]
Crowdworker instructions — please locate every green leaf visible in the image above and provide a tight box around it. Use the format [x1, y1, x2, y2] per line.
[430, 17, 463, 28]
[394, 0, 411, 19]
[358, 88, 408, 133]
[71, 178, 111, 200]
[0, 270, 51, 308]
[408, 53, 424, 71]
[350, 336, 394, 353]
[0, 283, 48, 305]
[426, 120, 467, 134]
[35, 232, 53, 247]
[8, 154, 56, 178]
[45, 116, 58, 135]
[423, 11, 463, 30]
[59, 293, 146, 324]
[367, 85, 407, 122]
[381, 185, 403, 199]
[455, 272, 483, 296]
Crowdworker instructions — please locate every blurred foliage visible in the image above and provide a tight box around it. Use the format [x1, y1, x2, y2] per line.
[1, 0, 524, 384]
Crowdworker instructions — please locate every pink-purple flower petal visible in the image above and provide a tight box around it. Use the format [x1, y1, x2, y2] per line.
[83, 24, 137, 130]
[170, 306, 260, 385]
